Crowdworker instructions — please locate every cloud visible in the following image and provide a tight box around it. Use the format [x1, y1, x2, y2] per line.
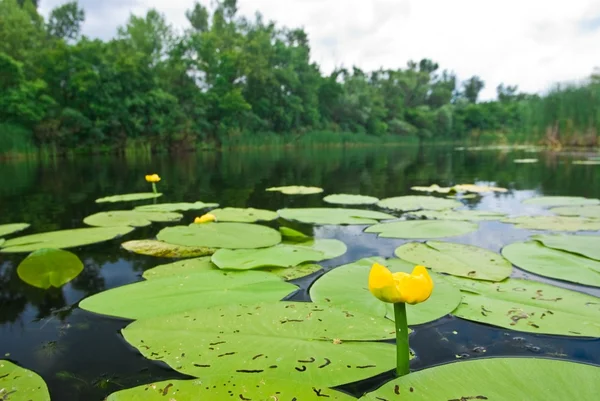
[39, 0, 600, 100]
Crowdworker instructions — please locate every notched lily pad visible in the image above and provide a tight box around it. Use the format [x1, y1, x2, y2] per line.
[17, 248, 84, 289]
[0, 360, 50, 401]
[0, 223, 30, 238]
[83, 211, 182, 227]
[122, 240, 215, 258]
[323, 194, 379, 205]
[502, 216, 600, 232]
[209, 207, 278, 223]
[365, 220, 478, 239]
[377, 196, 461, 212]
[522, 196, 600, 207]
[266, 186, 324, 195]
[407, 209, 506, 222]
[95, 193, 162, 203]
[278, 208, 395, 225]
[157, 223, 282, 249]
[135, 201, 219, 212]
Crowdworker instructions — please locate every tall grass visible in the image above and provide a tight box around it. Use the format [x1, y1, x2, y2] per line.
[0, 124, 37, 159]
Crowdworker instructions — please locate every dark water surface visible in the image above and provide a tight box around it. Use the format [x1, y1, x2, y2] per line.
[1, 145, 600, 400]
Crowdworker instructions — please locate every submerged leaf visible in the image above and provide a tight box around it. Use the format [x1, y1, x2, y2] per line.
[407, 209, 506, 221]
[266, 186, 324, 195]
[365, 220, 478, 239]
[533, 234, 600, 261]
[83, 211, 182, 227]
[0, 360, 50, 401]
[122, 302, 397, 386]
[377, 196, 461, 211]
[278, 208, 395, 225]
[522, 196, 600, 207]
[157, 223, 282, 249]
[323, 194, 379, 205]
[0, 223, 30, 237]
[95, 193, 162, 203]
[122, 240, 215, 258]
[135, 201, 219, 212]
[17, 248, 84, 289]
[209, 207, 278, 223]
[502, 216, 600, 231]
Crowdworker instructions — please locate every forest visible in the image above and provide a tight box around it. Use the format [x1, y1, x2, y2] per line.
[1, 0, 599, 157]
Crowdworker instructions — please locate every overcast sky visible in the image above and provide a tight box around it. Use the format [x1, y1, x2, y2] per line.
[39, 0, 600, 100]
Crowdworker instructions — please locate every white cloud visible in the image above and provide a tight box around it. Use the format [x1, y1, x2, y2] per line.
[39, 0, 600, 100]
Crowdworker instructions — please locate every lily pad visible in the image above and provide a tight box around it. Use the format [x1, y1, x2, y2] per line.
[121, 302, 397, 386]
[514, 158, 538, 163]
[211, 239, 346, 270]
[79, 270, 298, 320]
[502, 241, 600, 287]
[395, 241, 512, 281]
[407, 209, 506, 221]
[279, 226, 312, 242]
[534, 234, 600, 261]
[412, 184, 507, 194]
[551, 205, 600, 219]
[106, 377, 355, 401]
[522, 196, 600, 207]
[266, 186, 324, 195]
[278, 208, 395, 225]
[157, 223, 281, 249]
[135, 201, 219, 212]
[209, 207, 278, 223]
[573, 160, 600, 165]
[95, 193, 162, 203]
[359, 358, 600, 401]
[83, 211, 182, 227]
[323, 194, 379, 205]
[0, 360, 50, 401]
[377, 196, 461, 212]
[122, 240, 215, 258]
[443, 275, 600, 336]
[0, 223, 30, 237]
[309, 257, 462, 325]
[502, 216, 600, 231]
[17, 248, 84, 289]
[266, 263, 324, 280]
[0, 239, 4, 246]
[365, 220, 478, 239]
[1, 227, 134, 253]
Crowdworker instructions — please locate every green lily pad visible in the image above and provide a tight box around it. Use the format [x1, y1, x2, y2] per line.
[323, 194, 379, 205]
[309, 257, 462, 325]
[551, 205, 600, 219]
[95, 193, 162, 203]
[211, 239, 346, 270]
[522, 196, 600, 207]
[83, 211, 182, 227]
[514, 158, 538, 163]
[79, 270, 297, 320]
[573, 160, 600, 165]
[0, 223, 30, 237]
[135, 201, 219, 212]
[1, 227, 134, 253]
[412, 184, 507, 194]
[17, 248, 84, 289]
[377, 196, 461, 212]
[0, 239, 4, 246]
[395, 241, 512, 281]
[122, 240, 215, 258]
[502, 216, 600, 231]
[502, 241, 600, 287]
[359, 358, 600, 401]
[534, 234, 600, 261]
[157, 223, 281, 249]
[121, 302, 397, 386]
[266, 263, 324, 280]
[106, 377, 355, 401]
[209, 207, 278, 223]
[443, 275, 600, 336]
[365, 220, 478, 239]
[407, 209, 506, 221]
[279, 226, 312, 242]
[266, 186, 324, 195]
[0, 360, 50, 401]
[278, 208, 395, 225]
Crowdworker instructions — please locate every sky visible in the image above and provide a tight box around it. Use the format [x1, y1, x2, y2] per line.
[38, 0, 600, 100]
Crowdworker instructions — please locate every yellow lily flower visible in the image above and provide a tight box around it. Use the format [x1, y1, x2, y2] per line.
[368, 262, 433, 305]
[145, 174, 161, 183]
[194, 213, 217, 224]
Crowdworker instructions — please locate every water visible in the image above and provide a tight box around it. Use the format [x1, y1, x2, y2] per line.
[1, 145, 599, 400]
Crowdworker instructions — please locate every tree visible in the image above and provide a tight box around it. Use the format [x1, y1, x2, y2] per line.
[47, 1, 85, 41]
[186, 2, 209, 32]
[462, 76, 485, 103]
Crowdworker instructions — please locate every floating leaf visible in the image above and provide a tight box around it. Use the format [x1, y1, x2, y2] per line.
[551, 205, 600, 219]
[266, 186, 324, 195]
[279, 226, 311, 242]
[407, 209, 506, 221]
[278, 208, 395, 225]
[266, 263, 324, 281]
[135, 201, 219, 212]
[360, 358, 600, 401]
[121, 302, 397, 386]
[83, 211, 182, 227]
[211, 239, 346, 270]
[502, 216, 600, 231]
[0, 360, 50, 401]
[514, 158, 538, 163]
[522, 196, 600, 207]
[17, 248, 84, 289]
[444, 275, 600, 336]
[502, 241, 600, 287]
[1, 227, 134, 253]
[573, 160, 600, 165]
[157, 223, 281, 249]
[143, 257, 214, 280]
[0, 223, 30, 237]
[323, 194, 379, 205]
[209, 207, 278, 223]
[395, 241, 512, 281]
[79, 270, 297, 320]
[309, 257, 462, 325]
[106, 377, 355, 401]
[377, 196, 461, 211]
[365, 220, 478, 239]
[0, 239, 4, 246]
[122, 240, 215, 258]
[412, 184, 507, 194]
[95, 193, 162, 203]
[534, 234, 600, 261]
[411, 184, 453, 194]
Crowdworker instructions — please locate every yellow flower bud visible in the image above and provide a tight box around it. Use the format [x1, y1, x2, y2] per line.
[194, 214, 217, 224]
[368, 262, 433, 305]
[145, 174, 161, 183]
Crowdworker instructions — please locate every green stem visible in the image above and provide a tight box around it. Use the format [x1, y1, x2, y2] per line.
[393, 302, 410, 376]
[151, 183, 157, 194]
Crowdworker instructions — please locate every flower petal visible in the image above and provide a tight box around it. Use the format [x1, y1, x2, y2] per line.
[393, 265, 434, 305]
[368, 263, 404, 303]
